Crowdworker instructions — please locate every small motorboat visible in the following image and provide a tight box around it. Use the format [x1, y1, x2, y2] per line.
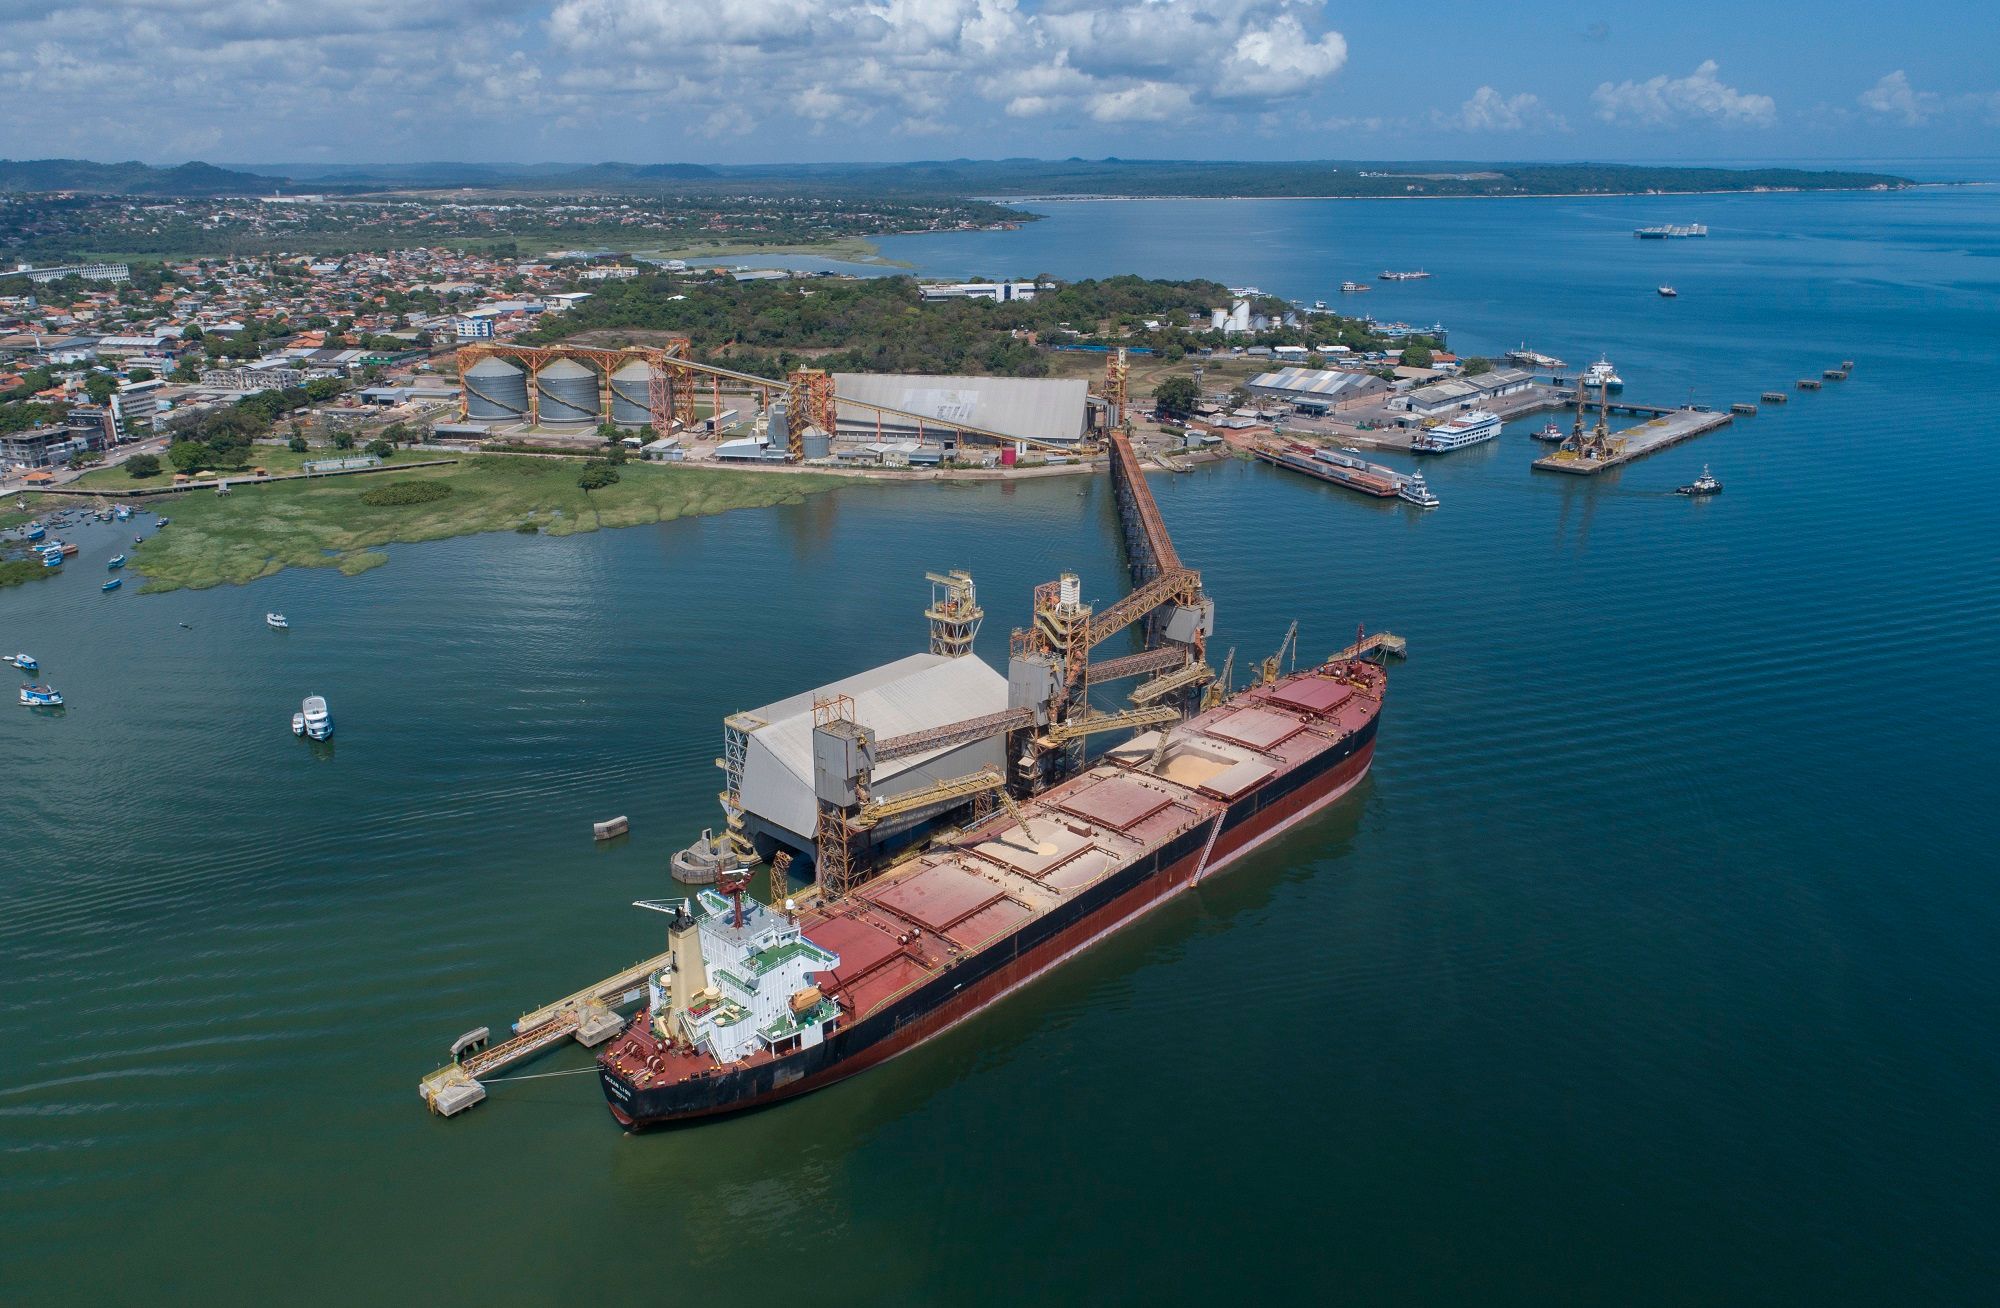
[41, 552, 62, 568]
[134, 535, 145, 544]
[157, 517, 171, 527]
[114, 505, 132, 521]
[19, 683, 62, 707]
[301, 694, 333, 741]
[1658, 285, 1678, 298]
[266, 613, 289, 630]
[4, 654, 36, 672]
[101, 578, 123, 592]
[1676, 465, 1723, 497]
[24, 523, 45, 540]
[291, 712, 306, 737]
[108, 554, 126, 570]
[178, 622, 192, 630]
[58, 541, 78, 556]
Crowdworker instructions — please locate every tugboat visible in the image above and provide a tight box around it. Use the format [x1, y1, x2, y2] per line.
[19, 683, 62, 707]
[1676, 465, 1723, 497]
[1533, 420, 1566, 443]
[266, 613, 289, 630]
[1658, 285, 1678, 298]
[4, 654, 37, 672]
[1398, 470, 1441, 509]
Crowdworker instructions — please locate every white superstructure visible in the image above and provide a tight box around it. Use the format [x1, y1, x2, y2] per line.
[651, 889, 842, 1063]
[1412, 409, 1501, 453]
[301, 694, 332, 740]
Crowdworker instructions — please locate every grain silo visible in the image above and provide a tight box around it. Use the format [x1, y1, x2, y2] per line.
[535, 357, 600, 427]
[608, 358, 653, 427]
[463, 356, 528, 421]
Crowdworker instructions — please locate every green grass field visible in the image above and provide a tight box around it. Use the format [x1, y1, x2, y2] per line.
[49, 455, 842, 593]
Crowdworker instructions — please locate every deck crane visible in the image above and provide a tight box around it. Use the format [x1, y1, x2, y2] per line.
[1201, 647, 1236, 712]
[1257, 622, 1299, 687]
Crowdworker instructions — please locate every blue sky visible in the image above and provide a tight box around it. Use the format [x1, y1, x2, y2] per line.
[1, 0, 1994, 166]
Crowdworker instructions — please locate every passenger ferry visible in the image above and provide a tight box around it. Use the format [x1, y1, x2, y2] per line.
[1582, 357, 1625, 391]
[301, 695, 333, 740]
[1398, 470, 1441, 508]
[19, 684, 62, 707]
[1412, 409, 1502, 453]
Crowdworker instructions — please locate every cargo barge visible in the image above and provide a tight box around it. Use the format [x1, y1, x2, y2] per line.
[1250, 443, 1400, 498]
[599, 656, 1384, 1129]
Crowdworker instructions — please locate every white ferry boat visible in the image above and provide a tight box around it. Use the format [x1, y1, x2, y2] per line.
[1398, 470, 1441, 508]
[301, 695, 333, 741]
[1412, 409, 1502, 453]
[1582, 356, 1625, 391]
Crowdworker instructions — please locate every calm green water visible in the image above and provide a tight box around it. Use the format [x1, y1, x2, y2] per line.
[7, 187, 1999, 1304]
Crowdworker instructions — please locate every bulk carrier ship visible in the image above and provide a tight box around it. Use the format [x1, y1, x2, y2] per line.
[596, 432, 1389, 1130]
[600, 655, 1384, 1128]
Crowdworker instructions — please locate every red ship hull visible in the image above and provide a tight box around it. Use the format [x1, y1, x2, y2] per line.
[603, 718, 1377, 1130]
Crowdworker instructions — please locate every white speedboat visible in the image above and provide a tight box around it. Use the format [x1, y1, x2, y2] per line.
[1398, 471, 1441, 508]
[291, 712, 306, 737]
[267, 613, 289, 630]
[301, 695, 332, 740]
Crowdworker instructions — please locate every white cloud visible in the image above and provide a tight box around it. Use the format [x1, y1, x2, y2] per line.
[1591, 60, 1776, 128]
[1858, 71, 1937, 126]
[1216, 15, 1347, 100]
[1442, 86, 1565, 133]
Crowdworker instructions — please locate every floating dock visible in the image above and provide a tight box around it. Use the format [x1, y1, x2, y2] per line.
[1798, 378, 1822, 391]
[1762, 392, 1788, 404]
[1533, 408, 1733, 477]
[1731, 403, 1757, 415]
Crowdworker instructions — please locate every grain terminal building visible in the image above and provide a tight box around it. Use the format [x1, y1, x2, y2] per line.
[1245, 366, 1390, 414]
[830, 374, 1090, 447]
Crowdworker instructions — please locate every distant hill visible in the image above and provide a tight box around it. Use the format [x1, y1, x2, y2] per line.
[0, 158, 281, 195]
[2, 156, 1916, 201]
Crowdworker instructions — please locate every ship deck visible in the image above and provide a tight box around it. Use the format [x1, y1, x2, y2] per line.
[600, 660, 1384, 1092]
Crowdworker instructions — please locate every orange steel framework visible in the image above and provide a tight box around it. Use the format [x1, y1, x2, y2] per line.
[1105, 347, 1129, 427]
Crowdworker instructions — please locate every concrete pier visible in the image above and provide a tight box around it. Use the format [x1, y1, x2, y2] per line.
[1532, 408, 1733, 477]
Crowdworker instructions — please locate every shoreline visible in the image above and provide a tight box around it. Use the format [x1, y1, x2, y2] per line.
[978, 183, 1941, 204]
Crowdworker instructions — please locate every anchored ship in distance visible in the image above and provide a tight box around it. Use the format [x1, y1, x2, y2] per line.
[595, 434, 1392, 1130]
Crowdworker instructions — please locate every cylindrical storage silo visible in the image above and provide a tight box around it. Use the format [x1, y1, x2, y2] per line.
[609, 358, 653, 427]
[802, 431, 831, 460]
[463, 356, 528, 421]
[535, 358, 599, 427]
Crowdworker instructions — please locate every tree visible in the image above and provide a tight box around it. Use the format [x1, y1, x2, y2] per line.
[124, 453, 161, 478]
[1464, 356, 1493, 376]
[577, 462, 621, 493]
[167, 440, 214, 473]
[1227, 384, 1253, 410]
[126, 367, 155, 383]
[84, 372, 118, 405]
[288, 434, 309, 453]
[382, 422, 411, 446]
[331, 432, 356, 450]
[1153, 375, 1200, 418]
[1401, 341, 1433, 369]
[365, 439, 394, 459]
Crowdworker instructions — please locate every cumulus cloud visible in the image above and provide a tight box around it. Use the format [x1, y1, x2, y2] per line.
[0, 0, 1355, 156]
[1858, 71, 1937, 125]
[1591, 60, 1776, 128]
[1441, 86, 1565, 133]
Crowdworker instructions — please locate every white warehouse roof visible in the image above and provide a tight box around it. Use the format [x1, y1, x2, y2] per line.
[737, 652, 1009, 842]
[831, 373, 1089, 445]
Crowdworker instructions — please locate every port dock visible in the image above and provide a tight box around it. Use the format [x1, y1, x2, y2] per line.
[418, 950, 670, 1116]
[1533, 407, 1733, 477]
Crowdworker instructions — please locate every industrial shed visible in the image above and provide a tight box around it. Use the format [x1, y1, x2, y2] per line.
[734, 652, 1010, 855]
[1246, 367, 1389, 413]
[830, 373, 1090, 446]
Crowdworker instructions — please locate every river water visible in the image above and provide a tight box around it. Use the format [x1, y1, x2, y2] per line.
[5, 185, 1997, 1304]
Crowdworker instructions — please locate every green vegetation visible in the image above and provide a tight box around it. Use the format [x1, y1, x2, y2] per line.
[1464, 357, 1493, 376]
[1401, 341, 1434, 369]
[40, 456, 840, 592]
[125, 453, 161, 478]
[539, 272, 1380, 374]
[1153, 375, 1200, 418]
[1, 558, 60, 589]
[577, 462, 621, 493]
[358, 480, 451, 507]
